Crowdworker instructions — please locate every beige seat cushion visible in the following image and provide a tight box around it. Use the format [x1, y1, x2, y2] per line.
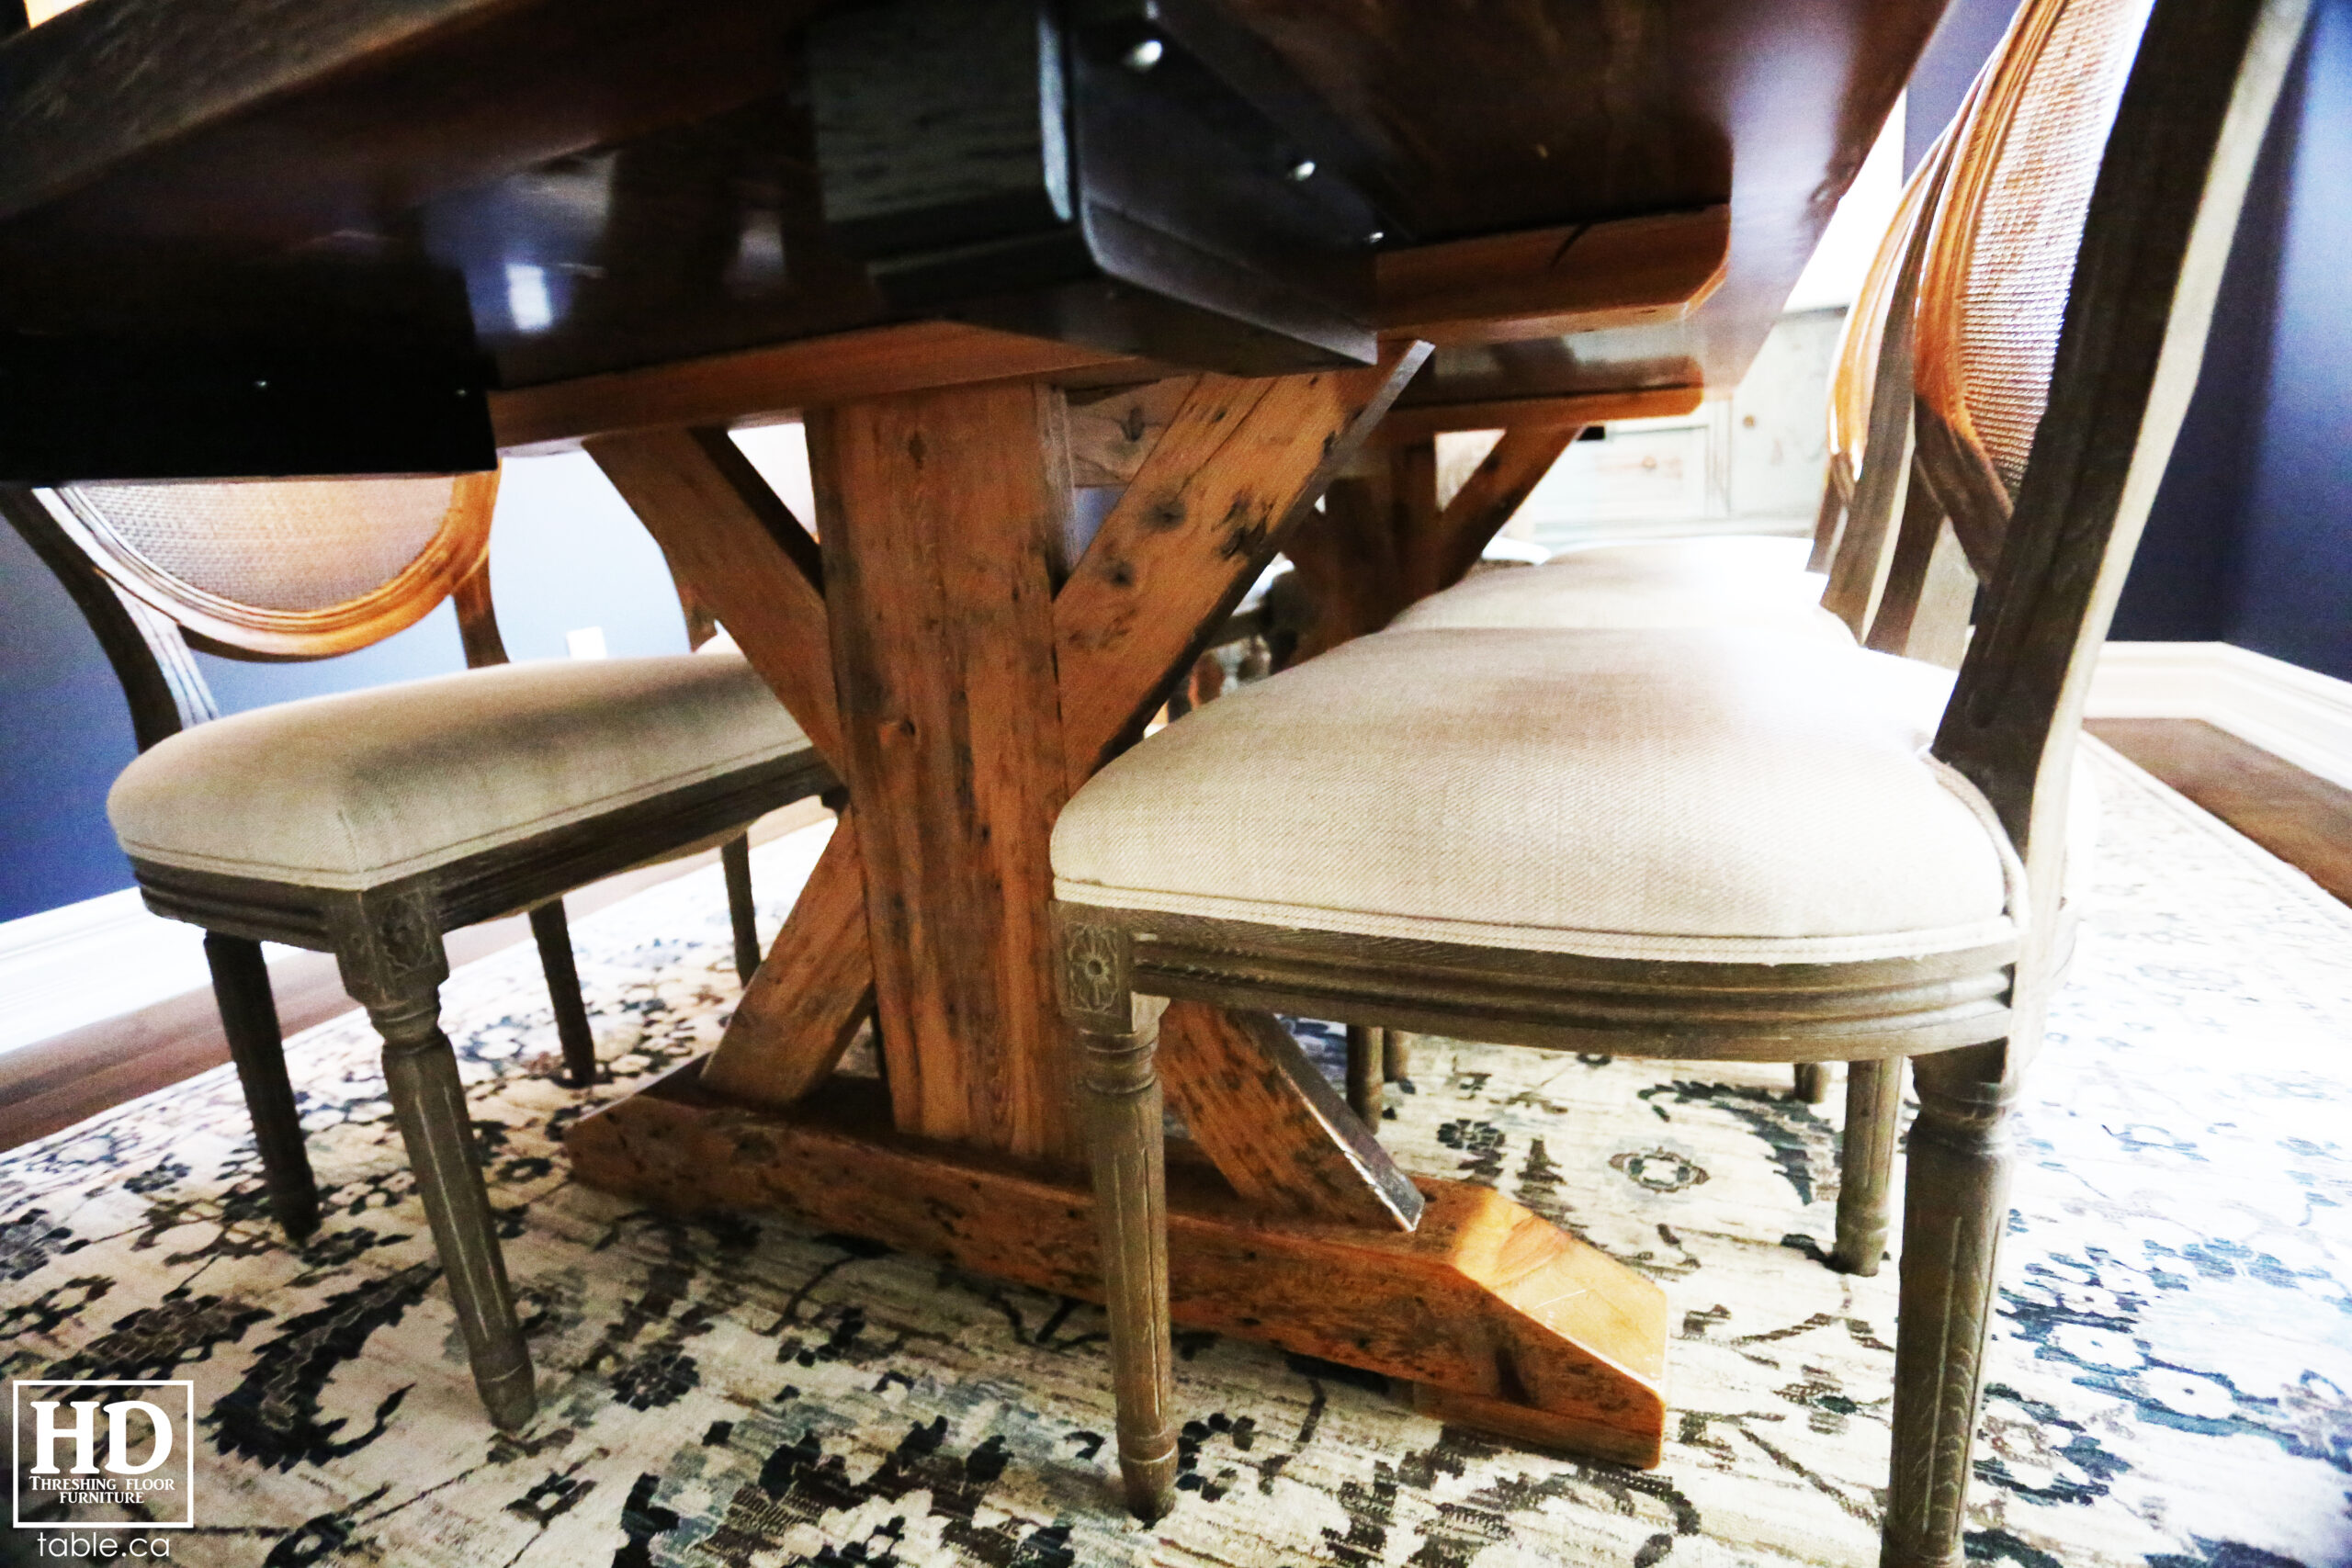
[110, 651, 811, 890]
[1387, 535, 1850, 642]
[1054, 627, 2030, 964]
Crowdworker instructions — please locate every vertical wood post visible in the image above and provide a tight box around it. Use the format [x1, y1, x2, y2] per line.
[810, 383, 1079, 1163]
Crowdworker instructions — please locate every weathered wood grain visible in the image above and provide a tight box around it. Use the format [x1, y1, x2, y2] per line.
[1376, 386, 1702, 444]
[1052, 343, 1429, 784]
[1376, 206, 1730, 345]
[1420, 423, 1578, 593]
[1065, 377, 1199, 488]
[1157, 1003, 1422, 1231]
[498, 322, 1150, 450]
[699, 813, 876, 1110]
[811, 382, 1078, 1162]
[566, 1063, 1668, 1469]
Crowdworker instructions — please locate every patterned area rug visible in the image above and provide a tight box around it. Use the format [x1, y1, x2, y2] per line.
[5, 740, 2350, 1567]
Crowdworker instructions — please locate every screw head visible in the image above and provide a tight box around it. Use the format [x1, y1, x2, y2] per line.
[1124, 37, 1163, 71]
[1287, 158, 1317, 182]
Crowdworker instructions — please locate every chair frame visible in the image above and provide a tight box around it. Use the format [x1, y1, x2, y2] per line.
[5, 469, 831, 1431]
[1057, 0, 2308, 1557]
[51, 472, 502, 658]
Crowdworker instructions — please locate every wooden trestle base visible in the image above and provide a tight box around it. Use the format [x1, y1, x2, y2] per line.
[567, 1057, 1669, 1470]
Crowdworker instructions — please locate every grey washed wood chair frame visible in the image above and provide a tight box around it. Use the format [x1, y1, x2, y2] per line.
[1056, 0, 2309, 1555]
[5, 479, 832, 1431]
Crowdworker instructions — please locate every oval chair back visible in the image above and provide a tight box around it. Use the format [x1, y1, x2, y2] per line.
[1918, 0, 2310, 932]
[2, 471, 505, 750]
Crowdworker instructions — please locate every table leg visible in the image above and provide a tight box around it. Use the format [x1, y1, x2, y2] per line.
[574, 346, 1666, 1469]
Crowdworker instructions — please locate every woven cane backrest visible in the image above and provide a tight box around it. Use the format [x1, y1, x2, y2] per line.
[1914, 0, 2157, 573]
[45, 471, 499, 658]
[1929, 0, 2304, 921]
[1823, 137, 1952, 500]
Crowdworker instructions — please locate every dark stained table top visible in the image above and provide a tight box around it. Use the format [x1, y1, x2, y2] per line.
[0, 0, 1941, 449]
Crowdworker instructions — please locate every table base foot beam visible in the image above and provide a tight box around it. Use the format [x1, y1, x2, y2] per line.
[567, 1059, 1667, 1469]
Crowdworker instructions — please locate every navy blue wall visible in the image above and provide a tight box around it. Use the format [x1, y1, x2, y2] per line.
[0, 453, 699, 924]
[1908, 0, 2351, 680]
[2116, 0, 2352, 678]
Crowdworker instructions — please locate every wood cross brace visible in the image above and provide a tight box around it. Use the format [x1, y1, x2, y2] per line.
[585, 341, 1430, 1230]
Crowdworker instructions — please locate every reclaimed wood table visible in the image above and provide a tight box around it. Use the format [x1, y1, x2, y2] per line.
[0, 0, 1942, 1464]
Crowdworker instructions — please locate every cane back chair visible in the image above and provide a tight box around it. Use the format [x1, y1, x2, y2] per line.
[4, 468, 831, 1429]
[1374, 107, 1980, 1131]
[1050, 0, 2306, 1558]
[1388, 105, 1964, 655]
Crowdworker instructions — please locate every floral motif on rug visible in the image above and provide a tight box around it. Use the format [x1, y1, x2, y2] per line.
[3, 742, 2349, 1566]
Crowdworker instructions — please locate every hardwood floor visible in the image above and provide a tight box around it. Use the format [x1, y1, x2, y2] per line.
[0, 800, 831, 1155]
[2088, 718, 2352, 906]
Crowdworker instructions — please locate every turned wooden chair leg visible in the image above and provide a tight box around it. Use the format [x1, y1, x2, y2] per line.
[334, 892, 537, 1431]
[204, 932, 320, 1240]
[1792, 1063, 1833, 1103]
[1835, 1055, 1905, 1276]
[720, 833, 761, 986]
[1057, 916, 1177, 1521]
[1078, 998, 1177, 1520]
[1345, 1024, 1385, 1123]
[527, 900, 599, 1088]
[1884, 1042, 2014, 1567]
[1383, 1029, 1412, 1083]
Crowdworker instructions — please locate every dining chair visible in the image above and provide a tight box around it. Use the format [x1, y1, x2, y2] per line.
[1050, 0, 2305, 1551]
[1386, 105, 1965, 653]
[1363, 113, 1974, 1129]
[4, 470, 832, 1430]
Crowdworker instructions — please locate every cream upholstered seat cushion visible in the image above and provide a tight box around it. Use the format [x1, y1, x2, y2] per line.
[1053, 627, 2028, 964]
[109, 651, 811, 890]
[1387, 536, 1850, 642]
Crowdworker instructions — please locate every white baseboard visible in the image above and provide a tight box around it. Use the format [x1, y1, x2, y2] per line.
[0, 889, 307, 1058]
[0, 800, 832, 1062]
[2089, 641, 2352, 792]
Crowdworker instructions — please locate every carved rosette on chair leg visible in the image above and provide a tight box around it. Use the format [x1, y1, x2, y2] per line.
[1057, 914, 1178, 1521]
[1836, 1056, 1905, 1276]
[332, 888, 537, 1432]
[1884, 1042, 2014, 1567]
[204, 932, 319, 1239]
